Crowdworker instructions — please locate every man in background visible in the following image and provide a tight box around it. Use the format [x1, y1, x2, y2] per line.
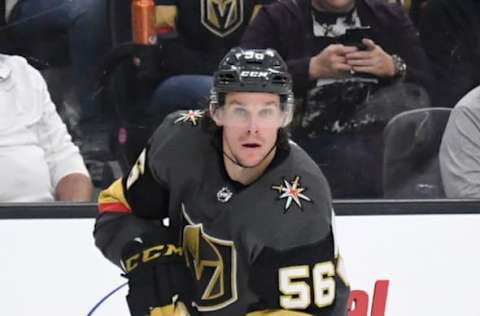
[0, 53, 92, 202]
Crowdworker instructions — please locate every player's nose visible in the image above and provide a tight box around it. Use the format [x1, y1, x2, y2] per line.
[247, 116, 260, 134]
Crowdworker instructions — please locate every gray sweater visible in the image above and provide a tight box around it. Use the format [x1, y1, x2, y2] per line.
[440, 86, 480, 198]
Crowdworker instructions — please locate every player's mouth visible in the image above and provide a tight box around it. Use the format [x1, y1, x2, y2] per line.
[242, 143, 261, 148]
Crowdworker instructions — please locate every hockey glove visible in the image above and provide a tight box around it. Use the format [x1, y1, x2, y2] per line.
[121, 226, 195, 316]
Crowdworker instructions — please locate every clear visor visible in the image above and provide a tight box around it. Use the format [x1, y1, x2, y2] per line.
[217, 103, 286, 128]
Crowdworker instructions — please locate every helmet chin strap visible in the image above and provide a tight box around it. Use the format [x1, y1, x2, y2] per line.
[222, 140, 277, 169]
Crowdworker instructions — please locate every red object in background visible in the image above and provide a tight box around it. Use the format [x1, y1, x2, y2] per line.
[132, 0, 157, 45]
[348, 290, 369, 316]
[348, 280, 390, 316]
[370, 280, 389, 316]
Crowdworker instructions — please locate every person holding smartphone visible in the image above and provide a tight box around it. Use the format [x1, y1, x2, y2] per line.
[241, 0, 433, 198]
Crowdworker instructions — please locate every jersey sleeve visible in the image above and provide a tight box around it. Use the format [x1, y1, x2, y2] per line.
[95, 118, 173, 267]
[95, 110, 202, 268]
[247, 210, 350, 315]
[98, 143, 169, 218]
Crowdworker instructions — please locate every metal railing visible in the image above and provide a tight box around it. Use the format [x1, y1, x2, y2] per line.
[1, 199, 480, 219]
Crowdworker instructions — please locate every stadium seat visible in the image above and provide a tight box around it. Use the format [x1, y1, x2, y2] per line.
[383, 107, 451, 198]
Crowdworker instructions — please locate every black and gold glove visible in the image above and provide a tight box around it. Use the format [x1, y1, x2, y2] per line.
[121, 227, 195, 316]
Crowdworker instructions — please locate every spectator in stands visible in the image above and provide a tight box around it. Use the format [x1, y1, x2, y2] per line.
[0, 53, 92, 202]
[419, 0, 480, 109]
[439, 86, 480, 199]
[6, 0, 111, 159]
[147, 0, 273, 123]
[241, 0, 432, 198]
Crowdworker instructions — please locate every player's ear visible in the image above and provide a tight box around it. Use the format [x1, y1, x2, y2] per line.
[209, 103, 224, 127]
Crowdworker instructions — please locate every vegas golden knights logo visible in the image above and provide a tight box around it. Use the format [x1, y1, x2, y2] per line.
[182, 219, 237, 311]
[200, 0, 244, 37]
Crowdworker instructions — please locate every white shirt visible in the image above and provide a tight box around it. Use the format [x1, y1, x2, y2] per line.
[0, 54, 89, 202]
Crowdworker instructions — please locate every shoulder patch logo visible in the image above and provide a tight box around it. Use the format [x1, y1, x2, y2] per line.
[174, 110, 205, 126]
[272, 176, 312, 213]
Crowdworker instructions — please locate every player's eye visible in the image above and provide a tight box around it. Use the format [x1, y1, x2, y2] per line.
[258, 108, 275, 118]
[232, 107, 249, 118]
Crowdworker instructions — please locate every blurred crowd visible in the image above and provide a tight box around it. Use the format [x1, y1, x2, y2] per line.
[0, 0, 479, 202]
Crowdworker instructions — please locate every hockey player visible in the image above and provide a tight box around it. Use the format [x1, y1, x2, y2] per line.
[94, 47, 350, 316]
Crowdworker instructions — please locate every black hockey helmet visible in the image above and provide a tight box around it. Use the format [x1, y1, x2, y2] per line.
[210, 47, 295, 126]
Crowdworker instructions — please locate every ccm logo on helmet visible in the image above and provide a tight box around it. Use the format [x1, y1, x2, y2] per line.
[240, 71, 269, 78]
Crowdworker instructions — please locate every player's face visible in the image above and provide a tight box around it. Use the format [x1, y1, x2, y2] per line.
[312, 0, 355, 13]
[220, 92, 283, 167]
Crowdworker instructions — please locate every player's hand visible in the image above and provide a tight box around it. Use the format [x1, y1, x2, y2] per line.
[121, 228, 195, 316]
[121, 228, 183, 273]
[345, 39, 396, 77]
[309, 44, 358, 79]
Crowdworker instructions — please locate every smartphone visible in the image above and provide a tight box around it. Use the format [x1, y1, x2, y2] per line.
[341, 26, 373, 50]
